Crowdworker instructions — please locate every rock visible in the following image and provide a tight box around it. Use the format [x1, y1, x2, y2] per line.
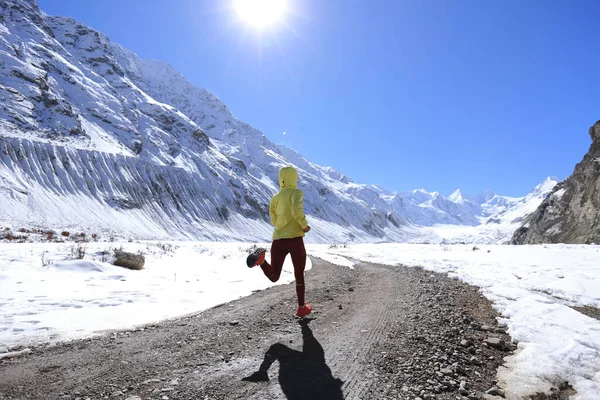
[460, 339, 472, 347]
[484, 337, 507, 351]
[459, 381, 468, 395]
[113, 251, 145, 270]
[125, 397, 142, 400]
[440, 367, 453, 376]
[480, 325, 491, 331]
[228, 320, 240, 326]
[455, 364, 467, 375]
[338, 304, 343, 309]
[486, 386, 506, 398]
[348, 287, 354, 292]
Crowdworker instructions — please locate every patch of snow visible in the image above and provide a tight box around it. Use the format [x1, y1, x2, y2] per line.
[553, 188, 566, 200]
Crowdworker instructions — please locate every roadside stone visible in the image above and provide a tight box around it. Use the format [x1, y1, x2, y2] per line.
[485, 386, 506, 398]
[484, 337, 507, 351]
[113, 251, 145, 270]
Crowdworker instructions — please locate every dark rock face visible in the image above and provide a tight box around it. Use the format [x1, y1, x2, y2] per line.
[512, 121, 600, 244]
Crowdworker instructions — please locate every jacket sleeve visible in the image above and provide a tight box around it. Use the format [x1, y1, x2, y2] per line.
[291, 190, 308, 229]
[269, 196, 277, 227]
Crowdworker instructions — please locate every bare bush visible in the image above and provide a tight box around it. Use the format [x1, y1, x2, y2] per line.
[41, 251, 51, 267]
[70, 242, 87, 259]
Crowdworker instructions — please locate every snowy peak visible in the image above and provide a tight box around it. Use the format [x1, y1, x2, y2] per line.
[531, 176, 560, 196]
[448, 189, 464, 204]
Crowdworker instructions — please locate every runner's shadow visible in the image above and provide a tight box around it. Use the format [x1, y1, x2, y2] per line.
[242, 319, 344, 400]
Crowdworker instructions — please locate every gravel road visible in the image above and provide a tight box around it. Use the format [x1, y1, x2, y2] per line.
[0, 258, 523, 400]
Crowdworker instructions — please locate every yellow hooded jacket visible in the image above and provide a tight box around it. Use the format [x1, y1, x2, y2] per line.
[270, 166, 308, 240]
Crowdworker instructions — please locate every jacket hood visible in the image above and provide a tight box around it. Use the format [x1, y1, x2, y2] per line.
[279, 166, 298, 189]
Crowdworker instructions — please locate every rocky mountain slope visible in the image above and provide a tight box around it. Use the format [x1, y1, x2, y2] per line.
[0, 0, 556, 243]
[512, 121, 600, 244]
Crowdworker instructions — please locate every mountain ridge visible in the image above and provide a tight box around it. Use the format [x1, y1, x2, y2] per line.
[0, 0, 557, 243]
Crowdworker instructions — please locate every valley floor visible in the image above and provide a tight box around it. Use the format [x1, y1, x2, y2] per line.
[0, 243, 599, 399]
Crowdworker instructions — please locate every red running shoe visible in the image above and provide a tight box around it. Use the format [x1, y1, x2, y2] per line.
[246, 248, 266, 268]
[296, 303, 312, 318]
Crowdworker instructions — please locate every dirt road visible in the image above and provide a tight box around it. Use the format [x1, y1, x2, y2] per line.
[0, 259, 516, 400]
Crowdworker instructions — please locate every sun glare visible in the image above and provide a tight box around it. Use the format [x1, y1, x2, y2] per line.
[234, 0, 287, 28]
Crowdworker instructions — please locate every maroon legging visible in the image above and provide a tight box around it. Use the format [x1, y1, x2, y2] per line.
[260, 237, 307, 306]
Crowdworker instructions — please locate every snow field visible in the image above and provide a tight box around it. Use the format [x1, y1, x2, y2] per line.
[0, 242, 311, 351]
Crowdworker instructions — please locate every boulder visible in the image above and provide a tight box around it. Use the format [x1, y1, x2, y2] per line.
[113, 250, 145, 270]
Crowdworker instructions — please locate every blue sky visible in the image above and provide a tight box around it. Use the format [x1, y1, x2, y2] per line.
[38, 0, 600, 197]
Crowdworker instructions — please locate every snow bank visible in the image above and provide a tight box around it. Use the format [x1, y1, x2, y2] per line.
[309, 244, 600, 400]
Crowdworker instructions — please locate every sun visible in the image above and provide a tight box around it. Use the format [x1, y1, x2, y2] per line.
[234, 0, 287, 28]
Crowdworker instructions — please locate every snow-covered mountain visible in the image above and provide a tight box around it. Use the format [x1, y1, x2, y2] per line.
[0, 0, 556, 243]
[418, 177, 559, 244]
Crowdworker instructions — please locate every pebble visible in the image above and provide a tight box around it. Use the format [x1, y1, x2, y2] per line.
[485, 386, 506, 397]
[469, 356, 480, 365]
[484, 337, 507, 351]
[459, 381, 468, 395]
